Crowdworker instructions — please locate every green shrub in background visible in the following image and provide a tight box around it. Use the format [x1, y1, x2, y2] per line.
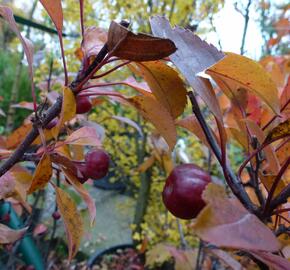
[0, 50, 32, 132]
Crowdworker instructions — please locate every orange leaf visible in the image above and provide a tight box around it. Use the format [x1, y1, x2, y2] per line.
[133, 61, 187, 118]
[207, 52, 280, 114]
[137, 155, 155, 173]
[107, 21, 176, 61]
[28, 154, 52, 194]
[128, 95, 177, 150]
[51, 87, 76, 138]
[54, 186, 84, 261]
[6, 123, 32, 149]
[61, 167, 96, 226]
[64, 127, 101, 146]
[193, 183, 280, 252]
[176, 115, 211, 149]
[39, 0, 63, 32]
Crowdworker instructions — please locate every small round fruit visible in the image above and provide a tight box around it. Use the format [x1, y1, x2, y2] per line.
[162, 163, 211, 219]
[52, 211, 61, 220]
[76, 96, 92, 114]
[85, 149, 110, 179]
[46, 118, 58, 129]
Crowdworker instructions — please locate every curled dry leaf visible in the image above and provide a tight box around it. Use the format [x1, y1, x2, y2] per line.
[28, 154, 52, 194]
[107, 21, 176, 61]
[0, 224, 27, 244]
[54, 186, 84, 261]
[193, 183, 280, 252]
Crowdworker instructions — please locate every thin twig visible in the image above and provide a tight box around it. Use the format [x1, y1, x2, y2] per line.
[188, 91, 256, 213]
[263, 157, 290, 216]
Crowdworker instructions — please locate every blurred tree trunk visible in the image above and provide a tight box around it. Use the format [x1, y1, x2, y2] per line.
[133, 115, 152, 235]
[5, 0, 37, 132]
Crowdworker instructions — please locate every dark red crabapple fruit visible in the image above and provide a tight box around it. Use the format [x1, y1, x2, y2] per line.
[46, 117, 58, 129]
[162, 163, 211, 220]
[52, 211, 61, 220]
[76, 96, 92, 114]
[25, 266, 35, 270]
[84, 149, 110, 179]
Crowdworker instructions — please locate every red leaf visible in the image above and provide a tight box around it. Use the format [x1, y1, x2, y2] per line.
[193, 183, 280, 252]
[250, 251, 290, 270]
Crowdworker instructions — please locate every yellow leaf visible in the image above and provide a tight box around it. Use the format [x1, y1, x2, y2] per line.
[207, 52, 280, 114]
[52, 87, 76, 138]
[138, 155, 155, 173]
[260, 174, 287, 196]
[128, 95, 177, 150]
[32, 129, 54, 145]
[28, 154, 52, 194]
[6, 123, 32, 149]
[61, 167, 96, 226]
[54, 186, 84, 261]
[134, 61, 187, 118]
[265, 119, 290, 143]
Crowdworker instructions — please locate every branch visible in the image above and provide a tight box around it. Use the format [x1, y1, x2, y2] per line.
[239, 0, 252, 55]
[188, 92, 256, 213]
[0, 20, 130, 179]
[263, 157, 290, 216]
[268, 184, 290, 215]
